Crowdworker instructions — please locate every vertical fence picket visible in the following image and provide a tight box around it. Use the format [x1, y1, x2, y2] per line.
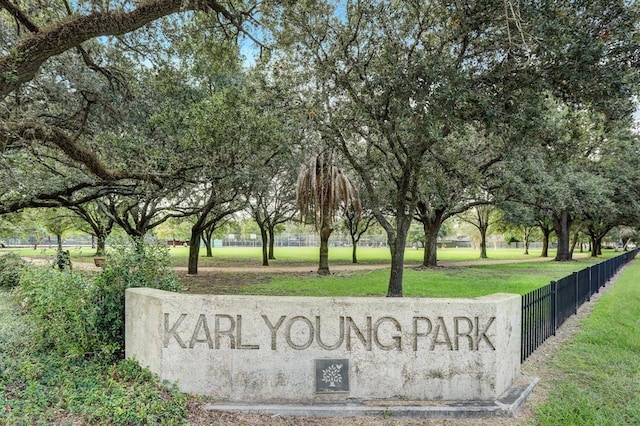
[574, 271, 579, 315]
[587, 266, 592, 301]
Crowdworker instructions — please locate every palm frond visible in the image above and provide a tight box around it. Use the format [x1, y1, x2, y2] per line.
[296, 153, 361, 230]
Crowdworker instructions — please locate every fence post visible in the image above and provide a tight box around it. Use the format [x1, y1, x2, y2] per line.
[521, 294, 525, 363]
[551, 280, 558, 336]
[574, 271, 579, 315]
[587, 266, 591, 302]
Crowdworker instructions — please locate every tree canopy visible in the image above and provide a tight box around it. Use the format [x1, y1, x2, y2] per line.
[1, 0, 640, 296]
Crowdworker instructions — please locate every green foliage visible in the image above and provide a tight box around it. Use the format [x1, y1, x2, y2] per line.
[0, 286, 31, 357]
[2, 71, 18, 84]
[1, 241, 189, 423]
[92, 242, 182, 359]
[15, 267, 97, 358]
[0, 253, 25, 289]
[12, 241, 181, 360]
[0, 337, 189, 425]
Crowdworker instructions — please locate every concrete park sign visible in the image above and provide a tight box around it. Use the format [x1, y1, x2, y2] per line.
[125, 289, 521, 403]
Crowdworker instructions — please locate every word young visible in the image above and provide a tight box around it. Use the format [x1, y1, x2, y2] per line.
[163, 313, 497, 352]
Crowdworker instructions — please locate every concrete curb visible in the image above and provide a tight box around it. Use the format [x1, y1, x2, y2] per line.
[200, 376, 539, 420]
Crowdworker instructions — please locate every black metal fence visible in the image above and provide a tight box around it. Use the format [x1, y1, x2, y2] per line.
[521, 249, 639, 362]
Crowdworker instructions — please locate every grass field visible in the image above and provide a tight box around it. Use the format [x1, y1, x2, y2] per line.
[165, 245, 605, 266]
[2, 245, 621, 298]
[534, 259, 640, 425]
[1, 244, 612, 266]
[231, 254, 616, 297]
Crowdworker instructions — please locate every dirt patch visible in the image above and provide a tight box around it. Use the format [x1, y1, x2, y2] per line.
[174, 262, 392, 294]
[178, 270, 311, 294]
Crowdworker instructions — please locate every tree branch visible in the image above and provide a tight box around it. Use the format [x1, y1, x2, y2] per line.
[0, 181, 105, 214]
[0, 0, 40, 33]
[1, 120, 157, 182]
[0, 0, 252, 100]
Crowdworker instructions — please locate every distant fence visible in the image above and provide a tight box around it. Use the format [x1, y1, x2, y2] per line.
[521, 249, 639, 362]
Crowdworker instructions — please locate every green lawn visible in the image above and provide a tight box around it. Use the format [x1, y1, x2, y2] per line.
[236, 255, 616, 297]
[534, 259, 640, 425]
[167, 245, 601, 266]
[170, 245, 569, 265]
[3, 245, 622, 298]
[1, 244, 614, 266]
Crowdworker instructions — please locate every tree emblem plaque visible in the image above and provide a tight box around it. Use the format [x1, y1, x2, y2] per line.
[315, 359, 349, 393]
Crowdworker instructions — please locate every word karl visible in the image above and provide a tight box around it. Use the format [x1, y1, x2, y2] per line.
[163, 313, 497, 352]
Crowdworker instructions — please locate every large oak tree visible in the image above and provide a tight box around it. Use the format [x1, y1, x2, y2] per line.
[0, 0, 260, 212]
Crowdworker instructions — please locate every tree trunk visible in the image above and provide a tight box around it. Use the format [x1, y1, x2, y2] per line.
[591, 236, 604, 257]
[553, 210, 573, 261]
[260, 226, 269, 266]
[622, 237, 630, 251]
[317, 179, 333, 275]
[569, 230, 579, 256]
[479, 227, 488, 259]
[131, 235, 145, 254]
[203, 232, 213, 257]
[419, 210, 445, 268]
[268, 226, 276, 260]
[187, 232, 201, 275]
[387, 221, 410, 297]
[590, 235, 601, 257]
[318, 225, 332, 275]
[95, 233, 107, 256]
[351, 240, 358, 264]
[540, 228, 552, 257]
[423, 223, 439, 268]
[522, 227, 531, 255]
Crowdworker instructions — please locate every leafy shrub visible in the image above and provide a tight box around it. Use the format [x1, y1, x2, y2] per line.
[14, 240, 182, 360]
[15, 267, 97, 358]
[92, 241, 182, 359]
[4, 246, 190, 424]
[0, 253, 26, 289]
[0, 351, 189, 425]
[82, 359, 189, 425]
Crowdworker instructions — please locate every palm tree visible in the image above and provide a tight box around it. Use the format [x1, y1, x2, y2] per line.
[296, 153, 361, 275]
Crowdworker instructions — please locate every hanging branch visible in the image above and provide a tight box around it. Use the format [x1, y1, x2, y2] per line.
[0, 0, 39, 33]
[0, 0, 263, 100]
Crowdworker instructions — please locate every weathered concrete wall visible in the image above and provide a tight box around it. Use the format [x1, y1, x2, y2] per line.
[125, 289, 521, 403]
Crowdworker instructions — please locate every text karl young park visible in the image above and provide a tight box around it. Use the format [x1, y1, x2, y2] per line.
[162, 312, 497, 352]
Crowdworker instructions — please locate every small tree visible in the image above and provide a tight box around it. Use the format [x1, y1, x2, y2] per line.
[343, 207, 375, 264]
[458, 204, 498, 259]
[296, 153, 361, 275]
[69, 202, 115, 256]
